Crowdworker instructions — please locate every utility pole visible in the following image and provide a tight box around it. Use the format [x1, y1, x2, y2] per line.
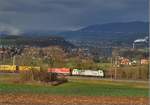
[114, 56, 118, 80]
[13, 55, 16, 65]
[133, 43, 135, 49]
[110, 57, 113, 80]
[112, 48, 119, 80]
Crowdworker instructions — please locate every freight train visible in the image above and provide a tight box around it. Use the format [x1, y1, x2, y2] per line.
[0, 65, 104, 77]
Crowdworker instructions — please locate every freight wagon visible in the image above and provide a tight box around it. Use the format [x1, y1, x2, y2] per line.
[0, 65, 40, 72]
[48, 68, 71, 75]
[72, 69, 104, 77]
[19, 66, 40, 71]
[0, 65, 16, 72]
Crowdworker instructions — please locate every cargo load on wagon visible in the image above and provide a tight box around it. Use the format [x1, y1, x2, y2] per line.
[48, 68, 71, 75]
[0, 65, 16, 72]
[0, 65, 40, 72]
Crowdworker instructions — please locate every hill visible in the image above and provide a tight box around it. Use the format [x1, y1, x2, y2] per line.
[58, 21, 149, 43]
[79, 21, 148, 33]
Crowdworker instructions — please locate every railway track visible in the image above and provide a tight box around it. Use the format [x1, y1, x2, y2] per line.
[68, 76, 148, 83]
[0, 72, 148, 83]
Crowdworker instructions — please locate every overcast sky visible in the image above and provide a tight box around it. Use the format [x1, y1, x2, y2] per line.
[0, 0, 148, 32]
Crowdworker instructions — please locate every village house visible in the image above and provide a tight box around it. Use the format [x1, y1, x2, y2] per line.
[140, 59, 149, 65]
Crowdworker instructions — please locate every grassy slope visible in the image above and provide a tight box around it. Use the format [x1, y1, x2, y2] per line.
[0, 80, 148, 97]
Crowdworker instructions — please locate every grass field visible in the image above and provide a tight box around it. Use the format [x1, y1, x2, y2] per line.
[0, 74, 148, 97]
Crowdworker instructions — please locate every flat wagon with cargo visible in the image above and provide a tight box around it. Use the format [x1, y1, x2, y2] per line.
[48, 68, 71, 75]
[0, 65, 40, 72]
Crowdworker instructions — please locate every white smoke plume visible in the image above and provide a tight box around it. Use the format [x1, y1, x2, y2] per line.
[0, 24, 22, 35]
[134, 36, 149, 43]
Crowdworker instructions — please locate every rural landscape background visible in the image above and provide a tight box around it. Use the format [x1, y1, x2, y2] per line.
[0, 0, 149, 105]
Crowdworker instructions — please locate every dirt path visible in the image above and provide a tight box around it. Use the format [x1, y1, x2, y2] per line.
[0, 93, 149, 105]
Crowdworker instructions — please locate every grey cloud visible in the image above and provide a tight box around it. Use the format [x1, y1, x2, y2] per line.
[0, 0, 148, 31]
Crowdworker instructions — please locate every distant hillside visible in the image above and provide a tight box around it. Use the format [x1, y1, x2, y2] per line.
[0, 21, 148, 44]
[58, 21, 149, 43]
[0, 35, 75, 48]
[79, 21, 148, 33]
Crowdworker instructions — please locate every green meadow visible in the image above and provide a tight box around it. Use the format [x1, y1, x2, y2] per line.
[0, 73, 148, 97]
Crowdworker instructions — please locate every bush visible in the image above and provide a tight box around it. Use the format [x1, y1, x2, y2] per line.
[104, 65, 149, 80]
[19, 69, 68, 85]
[39, 71, 57, 82]
[118, 65, 149, 80]
[19, 71, 34, 82]
[19, 70, 58, 83]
